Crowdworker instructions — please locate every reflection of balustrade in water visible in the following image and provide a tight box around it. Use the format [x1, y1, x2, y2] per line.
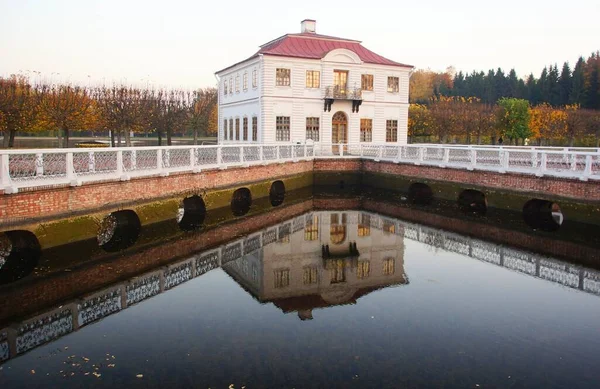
[2, 210, 599, 364]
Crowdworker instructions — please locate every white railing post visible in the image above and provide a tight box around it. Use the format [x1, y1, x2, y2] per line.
[156, 149, 163, 174]
[304, 143, 307, 159]
[582, 155, 592, 181]
[442, 148, 450, 167]
[189, 148, 196, 170]
[35, 153, 44, 176]
[500, 150, 508, 173]
[116, 150, 126, 180]
[88, 152, 95, 173]
[537, 152, 547, 177]
[468, 150, 476, 170]
[66, 152, 78, 186]
[216, 146, 223, 167]
[130, 150, 137, 171]
[259, 145, 264, 164]
[276, 145, 280, 161]
[416, 147, 424, 165]
[0, 154, 15, 193]
[239, 146, 244, 164]
[376, 146, 383, 162]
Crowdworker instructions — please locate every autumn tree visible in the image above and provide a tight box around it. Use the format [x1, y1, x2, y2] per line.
[496, 98, 531, 145]
[95, 85, 149, 147]
[0, 75, 38, 148]
[147, 89, 191, 146]
[188, 87, 217, 144]
[408, 104, 431, 142]
[37, 83, 96, 148]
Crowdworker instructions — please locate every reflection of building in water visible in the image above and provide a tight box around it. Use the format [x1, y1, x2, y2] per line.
[223, 211, 408, 320]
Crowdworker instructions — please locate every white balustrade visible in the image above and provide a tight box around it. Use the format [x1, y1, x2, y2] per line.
[1, 143, 598, 193]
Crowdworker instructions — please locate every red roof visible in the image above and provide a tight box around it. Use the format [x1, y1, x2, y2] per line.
[216, 32, 412, 73]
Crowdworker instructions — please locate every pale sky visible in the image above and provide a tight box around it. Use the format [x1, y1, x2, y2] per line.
[1, 0, 599, 89]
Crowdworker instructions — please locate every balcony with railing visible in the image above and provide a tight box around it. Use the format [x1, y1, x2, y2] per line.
[324, 85, 363, 113]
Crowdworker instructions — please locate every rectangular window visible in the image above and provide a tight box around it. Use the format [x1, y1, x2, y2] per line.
[361, 74, 373, 91]
[229, 78, 233, 95]
[386, 120, 398, 142]
[235, 118, 240, 141]
[305, 117, 320, 141]
[243, 117, 248, 141]
[243, 72, 248, 91]
[276, 68, 291, 86]
[303, 267, 318, 285]
[223, 119, 228, 140]
[223, 80, 228, 96]
[357, 261, 370, 279]
[235, 75, 240, 93]
[333, 70, 348, 94]
[360, 119, 372, 142]
[358, 214, 371, 236]
[229, 118, 233, 140]
[329, 259, 346, 284]
[304, 215, 319, 241]
[306, 70, 320, 88]
[252, 117, 258, 141]
[383, 219, 396, 234]
[387, 76, 399, 93]
[252, 69, 258, 88]
[274, 269, 290, 288]
[276, 116, 290, 141]
[383, 258, 395, 275]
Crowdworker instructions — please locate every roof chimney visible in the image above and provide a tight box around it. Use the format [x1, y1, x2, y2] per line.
[301, 19, 316, 34]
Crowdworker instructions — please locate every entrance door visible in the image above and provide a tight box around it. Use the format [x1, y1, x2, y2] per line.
[332, 111, 348, 155]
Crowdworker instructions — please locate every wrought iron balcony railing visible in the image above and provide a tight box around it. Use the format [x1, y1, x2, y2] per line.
[324, 85, 362, 100]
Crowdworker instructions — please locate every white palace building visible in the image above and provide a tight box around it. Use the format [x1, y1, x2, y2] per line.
[215, 20, 413, 147]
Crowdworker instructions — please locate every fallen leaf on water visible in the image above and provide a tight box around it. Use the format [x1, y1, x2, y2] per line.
[136, 374, 144, 378]
[31, 370, 35, 374]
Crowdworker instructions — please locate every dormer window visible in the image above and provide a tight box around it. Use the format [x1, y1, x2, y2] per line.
[276, 68, 291, 86]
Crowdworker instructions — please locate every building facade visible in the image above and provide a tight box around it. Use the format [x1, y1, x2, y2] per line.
[215, 20, 413, 146]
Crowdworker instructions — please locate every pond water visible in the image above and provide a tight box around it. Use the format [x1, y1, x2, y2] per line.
[1, 203, 600, 388]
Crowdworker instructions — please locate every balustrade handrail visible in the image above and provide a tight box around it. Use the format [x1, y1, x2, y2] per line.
[1, 142, 598, 193]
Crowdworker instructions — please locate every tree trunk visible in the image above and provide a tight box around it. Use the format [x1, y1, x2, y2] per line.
[125, 129, 131, 147]
[157, 131, 162, 146]
[110, 130, 115, 147]
[57, 129, 63, 148]
[117, 131, 122, 147]
[167, 129, 172, 146]
[476, 131, 482, 145]
[63, 127, 70, 148]
[193, 128, 198, 145]
[8, 130, 16, 148]
[569, 136, 575, 147]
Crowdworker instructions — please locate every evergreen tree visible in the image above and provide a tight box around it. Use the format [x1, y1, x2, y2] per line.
[547, 64, 560, 106]
[526, 73, 540, 104]
[538, 67, 548, 104]
[483, 69, 496, 103]
[570, 57, 586, 105]
[508, 69, 519, 98]
[558, 62, 572, 106]
[584, 53, 599, 109]
[453, 71, 465, 96]
[495, 68, 509, 99]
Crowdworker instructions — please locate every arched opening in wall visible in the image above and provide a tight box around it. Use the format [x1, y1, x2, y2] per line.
[0, 230, 41, 285]
[98, 210, 141, 252]
[269, 181, 285, 207]
[177, 195, 207, 231]
[408, 183, 433, 205]
[231, 188, 252, 217]
[523, 199, 564, 232]
[331, 111, 348, 154]
[458, 189, 487, 215]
